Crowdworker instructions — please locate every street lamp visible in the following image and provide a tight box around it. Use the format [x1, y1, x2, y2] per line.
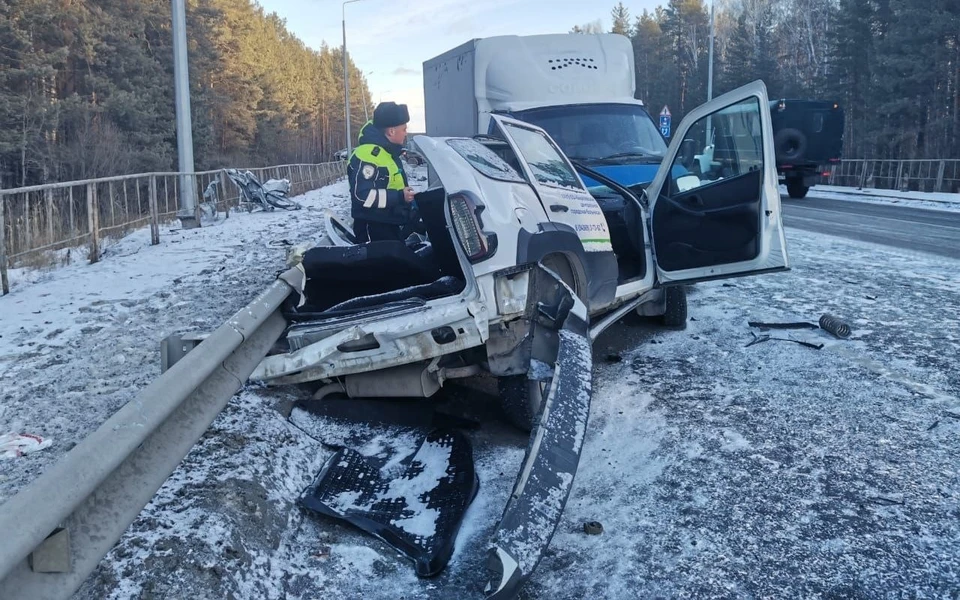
[343, 0, 368, 157]
[171, 0, 198, 229]
[361, 70, 374, 121]
[706, 0, 715, 147]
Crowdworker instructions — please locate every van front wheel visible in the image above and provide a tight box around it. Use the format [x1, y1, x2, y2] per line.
[497, 375, 547, 433]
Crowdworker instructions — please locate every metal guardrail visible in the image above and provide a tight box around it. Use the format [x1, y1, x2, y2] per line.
[0, 162, 346, 295]
[825, 159, 960, 194]
[0, 275, 295, 598]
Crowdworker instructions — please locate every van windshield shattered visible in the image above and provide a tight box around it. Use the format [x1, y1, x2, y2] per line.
[446, 139, 525, 183]
[512, 103, 668, 164]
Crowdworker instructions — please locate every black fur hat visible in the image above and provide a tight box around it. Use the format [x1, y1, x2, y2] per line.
[373, 101, 410, 129]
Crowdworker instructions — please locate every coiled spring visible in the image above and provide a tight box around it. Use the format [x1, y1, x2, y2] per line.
[819, 314, 852, 339]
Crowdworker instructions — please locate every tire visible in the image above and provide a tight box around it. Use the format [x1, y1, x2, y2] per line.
[496, 253, 576, 432]
[540, 254, 578, 298]
[497, 376, 547, 432]
[774, 128, 808, 162]
[786, 178, 810, 199]
[660, 286, 688, 329]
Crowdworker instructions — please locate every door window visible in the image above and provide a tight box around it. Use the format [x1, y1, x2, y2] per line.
[498, 121, 584, 191]
[445, 138, 525, 183]
[671, 97, 764, 194]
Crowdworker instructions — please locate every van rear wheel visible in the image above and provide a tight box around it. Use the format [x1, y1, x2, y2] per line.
[786, 178, 810, 199]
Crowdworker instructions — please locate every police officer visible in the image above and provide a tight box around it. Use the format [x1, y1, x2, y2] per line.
[348, 102, 416, 243]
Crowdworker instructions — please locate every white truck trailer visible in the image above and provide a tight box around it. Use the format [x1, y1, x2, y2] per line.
[423, 33, 669, 189]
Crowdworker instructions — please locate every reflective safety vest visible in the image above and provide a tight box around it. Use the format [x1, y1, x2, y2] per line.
[351, 143, 406, 192]
[358, 120, 372, 143]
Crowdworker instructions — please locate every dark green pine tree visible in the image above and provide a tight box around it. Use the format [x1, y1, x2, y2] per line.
[827, 0, 879, 158]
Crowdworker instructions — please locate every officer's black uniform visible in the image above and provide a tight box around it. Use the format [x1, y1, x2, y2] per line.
[348, 102, 411, 243]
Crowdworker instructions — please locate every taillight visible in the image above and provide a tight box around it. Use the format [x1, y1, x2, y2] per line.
[449, 193, 497, 262]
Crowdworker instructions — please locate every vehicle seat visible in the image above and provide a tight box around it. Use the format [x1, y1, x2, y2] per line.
[293, 241, 442, 315]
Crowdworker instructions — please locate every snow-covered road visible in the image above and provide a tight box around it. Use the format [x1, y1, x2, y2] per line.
[3, 180, 958, 598]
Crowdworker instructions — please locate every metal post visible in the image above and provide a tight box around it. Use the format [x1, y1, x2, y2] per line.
[45, 188, 54, 245]
[108, 181, 115, 227]
[171, 0, 198, 229]
[149, 176, 160, 245]
[0, 192, 8, 295]
[68, 187, 74, 238]
[935, 160, 946, 192]
[342, 0, 367, 157]
[87, 183, 100, 263]
[218, 170, 230, 218]
[343, 16, 351, 157]
[707, 0, 714, 102]
[24, 193, 31, 253]
[362, 71, 370, 121]
[706, 0, 715, 145]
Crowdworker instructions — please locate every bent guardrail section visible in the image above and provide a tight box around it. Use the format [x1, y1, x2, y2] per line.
[0, 278, 294, 598]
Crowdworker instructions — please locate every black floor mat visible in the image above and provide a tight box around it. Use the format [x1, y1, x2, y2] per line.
[300, 428, 480, 577]
[295, 396, 480, 435]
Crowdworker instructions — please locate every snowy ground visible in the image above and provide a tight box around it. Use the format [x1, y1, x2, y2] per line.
[2, 180, 958, 598]
[0, 181, 355, 504]
[799, 183, 960, 213]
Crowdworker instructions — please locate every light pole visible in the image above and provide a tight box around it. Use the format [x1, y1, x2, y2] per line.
[342, 0, 368, 157]
[706, 0, 715, 146]
[171, 0, 198, 228]
[361, 71, 373, 122]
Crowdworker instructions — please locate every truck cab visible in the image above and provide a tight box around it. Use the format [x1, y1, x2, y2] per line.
[496, 101, 668, 190]
[423, 33, 667, 190]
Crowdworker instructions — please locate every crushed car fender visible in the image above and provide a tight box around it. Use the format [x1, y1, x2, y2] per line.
[484, 268, 593, 599]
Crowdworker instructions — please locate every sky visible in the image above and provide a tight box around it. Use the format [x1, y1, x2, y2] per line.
[256, 0, 662, 131]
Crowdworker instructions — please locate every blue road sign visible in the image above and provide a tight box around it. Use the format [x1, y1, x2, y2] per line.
[659, 116, 671, 138]
[659, 105, 671, 138]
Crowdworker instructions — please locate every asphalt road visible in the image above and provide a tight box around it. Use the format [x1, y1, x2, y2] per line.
[781, 194, 960, 259]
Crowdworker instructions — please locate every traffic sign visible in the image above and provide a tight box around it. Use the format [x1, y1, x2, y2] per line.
[659, 105, 671, 138]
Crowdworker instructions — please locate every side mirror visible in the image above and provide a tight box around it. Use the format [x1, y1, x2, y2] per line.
[679, 139, 697, 169]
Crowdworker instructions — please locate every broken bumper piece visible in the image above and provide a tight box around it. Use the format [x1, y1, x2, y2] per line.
[484, 277, 593, 599]
[299, 428, 479, 577]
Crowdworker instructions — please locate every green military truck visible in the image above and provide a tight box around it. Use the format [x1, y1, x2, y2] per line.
[771, 99, 845, 198]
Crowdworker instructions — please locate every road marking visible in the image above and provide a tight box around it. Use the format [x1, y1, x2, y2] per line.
[784, 206, 960, 232]
[786, 201, 960, 228]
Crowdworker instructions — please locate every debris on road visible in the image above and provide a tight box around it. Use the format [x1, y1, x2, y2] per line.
[819, 313, 853, 338]
[582, 521, 604, 535]
[745, 332, 824, 350]
[748, 320, 820, 330]
[0, 433, 52, 459]
[300, 428, 478, 578]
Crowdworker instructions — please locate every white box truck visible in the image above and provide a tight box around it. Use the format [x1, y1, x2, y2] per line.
[423, 33, 670, 188]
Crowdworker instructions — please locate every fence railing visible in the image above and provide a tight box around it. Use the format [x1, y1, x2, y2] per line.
[0, 162, 346, 295]
[824, 159, 960, 194]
